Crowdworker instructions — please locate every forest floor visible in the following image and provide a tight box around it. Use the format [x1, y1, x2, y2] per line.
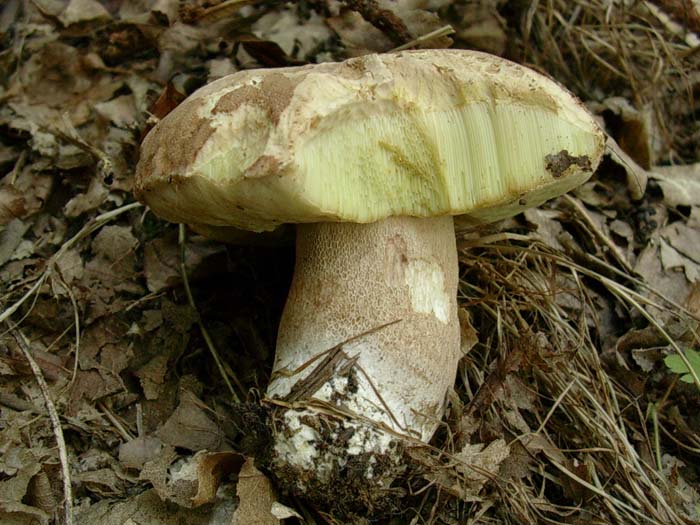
[1, 1, 700, 524]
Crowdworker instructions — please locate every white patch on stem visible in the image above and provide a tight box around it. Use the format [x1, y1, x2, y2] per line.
[404, 259, 449, 323]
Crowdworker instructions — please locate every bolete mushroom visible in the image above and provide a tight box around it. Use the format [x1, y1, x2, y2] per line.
[135, 49, 604, 510]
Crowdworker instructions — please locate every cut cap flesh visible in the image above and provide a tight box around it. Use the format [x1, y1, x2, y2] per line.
[135, 49, 605, 232]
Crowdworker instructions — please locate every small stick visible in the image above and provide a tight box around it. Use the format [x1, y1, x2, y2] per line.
[178, 224, 245, 402]
[7, 325, 74, 525]
[391, 25, 456, 52]
[561, 194, 636, 275]
[343, 0, 412, 45]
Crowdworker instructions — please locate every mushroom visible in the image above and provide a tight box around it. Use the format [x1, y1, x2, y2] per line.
[135, 50, 604, 510]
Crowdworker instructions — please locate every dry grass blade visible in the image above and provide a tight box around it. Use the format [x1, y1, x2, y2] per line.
[515, 0, 700, 161]
[454, 234, 698, 524]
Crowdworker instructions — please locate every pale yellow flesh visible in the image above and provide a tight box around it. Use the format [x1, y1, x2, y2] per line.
[145, 101, 599, 231]
[297, 104, 600, 223]
[135, 50, 604, 232]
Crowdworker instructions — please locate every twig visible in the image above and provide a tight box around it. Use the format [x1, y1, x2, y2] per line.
[193, 0, 264, 23]
[97, 401, 134, 442]
[343, 0, 412, 45]
[561, 194, 636, 275]
[0, 202, 142, 326]
[53, 272, 81, 388]
[391, 24, 455, 52]
[7, 324, 73, 525]
[178, 224, 244, 402]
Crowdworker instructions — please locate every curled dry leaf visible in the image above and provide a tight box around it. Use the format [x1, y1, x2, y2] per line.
[0, 451, 48, 525]
[605, 135, 649, 200]
[190, 451, 245, 507]
[596, 97, 660, 169]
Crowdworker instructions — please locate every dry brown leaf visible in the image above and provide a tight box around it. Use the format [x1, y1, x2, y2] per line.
[636, 239, 693, 320]
[252, 7, 333, 60]
[380, 0, 452, 47]
[92, 225, 139, 262]
[458, 307, 478, 356]
[139, 443, 179, 501]
[599, 97, 659, 169]
[53, 247, 84, 286]
[453, 439, 510, 485]
[59, 0, 111, 26]
[230, 458, 280, 525]
[135, 355, 170, 400]
[94, 95, 139, 129]
[327, 11, 393, 55]
[76, 488, 236, 525]
[520, 433, 567, 464]
[0, 219, 30, 266]
[118, 435, 164, 470]
[191, 451, 245, 507]
[409, 439, 509, 502]
[64, 178, 109, 218]
[0, 168, 53, 220]
[0, 452, 47, 524]
[651, 164, 700, 207]
[605, 135, 649, 200]
[79, 224, 142, 303]
[67, 317, 133, 413]
[523, 208, 567, 252]
[207, 58, 239, 81]
[0, 188, 26, 226]
[135, 449, 244, 509]
[660, 238, 688, 272]
[73, 468, 125, 497]
[156, 390, 225, 451]
[143, 232, 223, 293]
[661, 222, 700, 281]
[690, 207, 700, 228]
[454, 2, 506, 55]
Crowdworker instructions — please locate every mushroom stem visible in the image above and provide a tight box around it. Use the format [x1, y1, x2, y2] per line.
[267, 215, 460, 506]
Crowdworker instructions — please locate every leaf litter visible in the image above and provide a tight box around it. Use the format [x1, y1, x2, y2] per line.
[1, 0, 700, 523]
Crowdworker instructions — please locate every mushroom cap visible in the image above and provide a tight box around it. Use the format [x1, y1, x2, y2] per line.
[135, 49, 605, 232]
